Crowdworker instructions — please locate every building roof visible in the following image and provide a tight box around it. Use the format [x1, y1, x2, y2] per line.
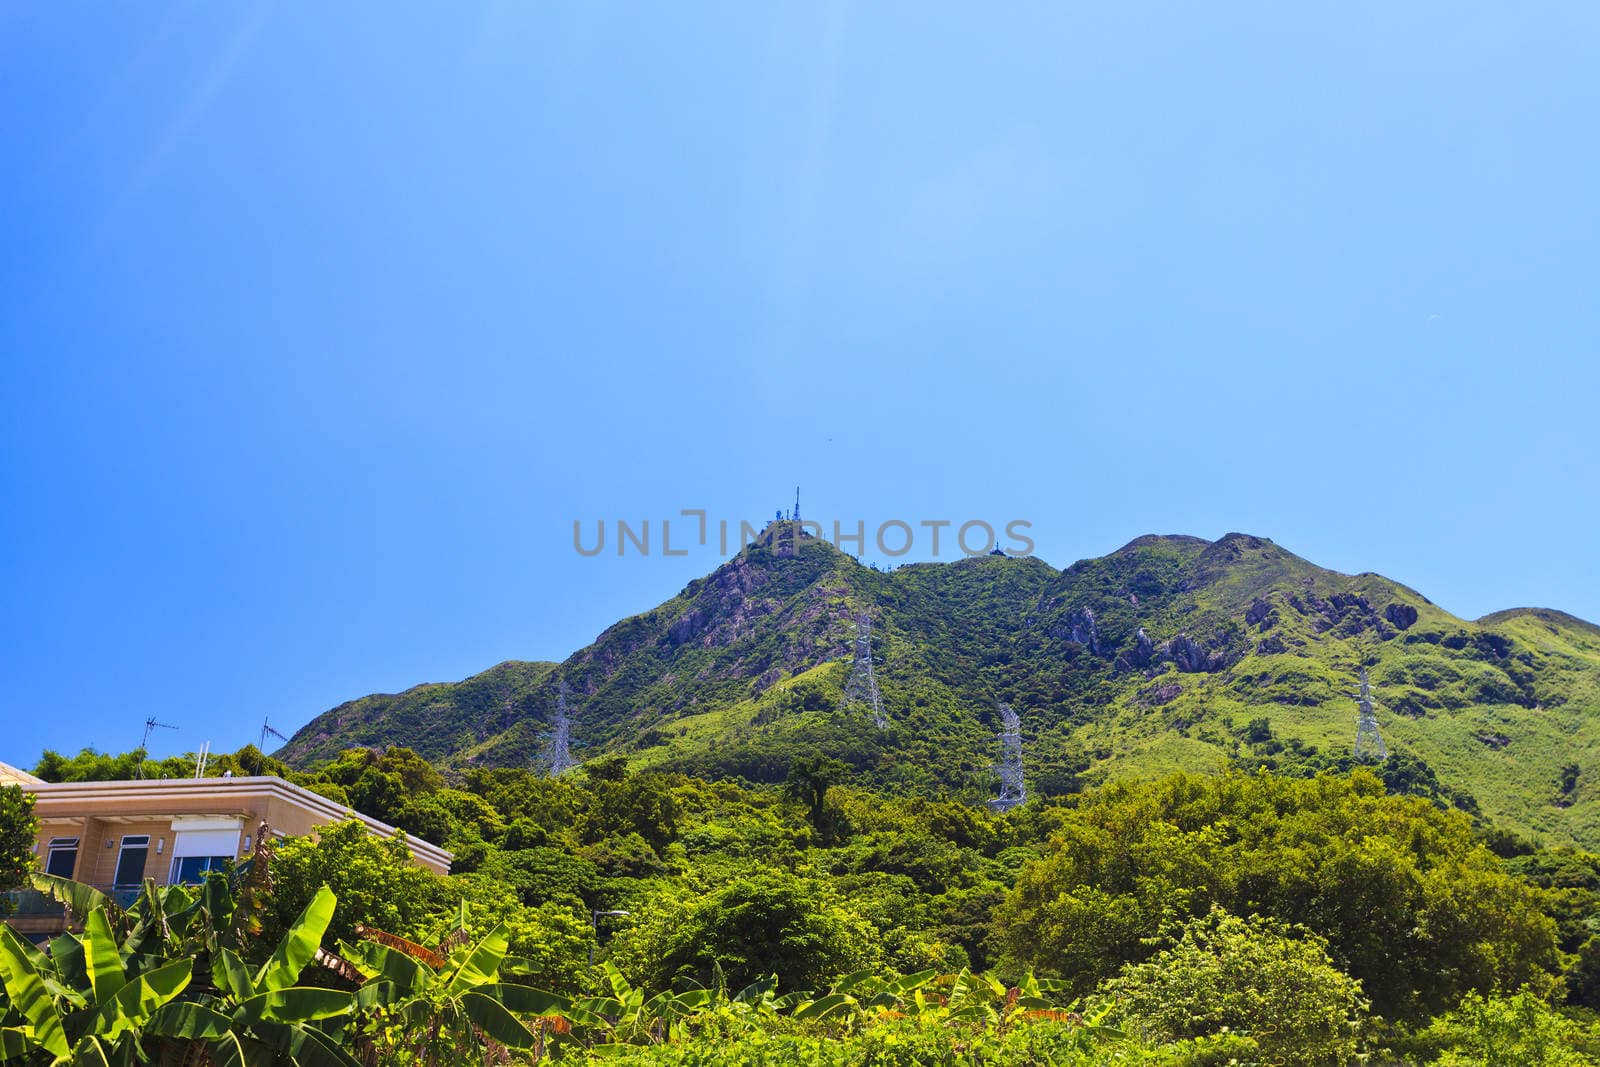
[0, 761, 44, 786]
[23, 774, 451, 873]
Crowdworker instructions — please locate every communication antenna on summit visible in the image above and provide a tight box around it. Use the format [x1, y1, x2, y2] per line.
[259, 717, 288, 752]
[1351, 665, 1388, 761]
[543, 679, 577, 776]
[793, 486, 801, 526]
[843, 614, 888, 729]
[135, 717, 178, 779]
[989, 702, 1026, 811]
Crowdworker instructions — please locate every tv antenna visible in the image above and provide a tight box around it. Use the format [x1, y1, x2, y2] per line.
[259, 717, 288, 752]
[136, 717, 178, 779]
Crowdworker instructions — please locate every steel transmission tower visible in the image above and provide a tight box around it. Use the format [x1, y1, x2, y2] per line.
[543, 680, 577, 775]
[843, 614, 888, 729]
[989, 702, 1025, 812]
[1352, 665, 1388, 761]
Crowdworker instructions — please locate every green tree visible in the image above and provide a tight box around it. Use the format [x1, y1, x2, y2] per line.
[619, 871, 879, 993]
[785, 756, 850, 844]
[1105, 907, 1367, 1065]
[996, 770, 1560, 1021]
[264, 820, 444, 953]
[0, 785, 37, 914]
[1421, 987, 1600, 1066]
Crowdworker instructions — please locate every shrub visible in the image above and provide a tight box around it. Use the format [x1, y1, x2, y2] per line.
[1104, 907, 1367, 1065]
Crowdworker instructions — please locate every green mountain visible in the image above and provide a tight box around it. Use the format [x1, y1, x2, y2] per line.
[276, 528, 1600, 847]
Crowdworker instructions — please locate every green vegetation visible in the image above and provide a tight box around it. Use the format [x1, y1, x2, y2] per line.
[18, 530, 1600, 1061]
[272, 530, 1600, 851]
[0, 787, 36, 915]
[20, 737, 1600, 1063]
[1105, 908, 1366, 1064]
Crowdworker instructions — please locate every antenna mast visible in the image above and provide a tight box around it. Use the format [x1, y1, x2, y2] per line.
[842, 614, 888, 728]
[794, 486, 801, 527]
[259, 717, 288, 752]
[988, 701, 1026, 812]
[135, 717, 178, 779]
[543, 679, 577, 776]
[1352, 665, 1388, 761]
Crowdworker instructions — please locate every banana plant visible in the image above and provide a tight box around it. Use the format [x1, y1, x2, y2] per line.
[0, 882, 355, 1066]
[0, 906, 193, 1064]
[339, 913, 568, 1065]
[566, 962, 716, 1046]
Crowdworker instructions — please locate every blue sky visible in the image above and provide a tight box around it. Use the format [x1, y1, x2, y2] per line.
[2, 3, 1596, 766]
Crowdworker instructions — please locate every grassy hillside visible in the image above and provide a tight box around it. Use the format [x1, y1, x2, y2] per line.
[277, 526, 1600, 847]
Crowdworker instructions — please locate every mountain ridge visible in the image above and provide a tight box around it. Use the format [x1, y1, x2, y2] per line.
[276, 529, 1600, 847]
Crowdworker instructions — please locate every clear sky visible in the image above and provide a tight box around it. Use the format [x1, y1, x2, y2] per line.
[3, 3, 1596, 767]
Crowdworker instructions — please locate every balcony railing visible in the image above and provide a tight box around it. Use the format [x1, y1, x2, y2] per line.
[3, 884, 147, 918]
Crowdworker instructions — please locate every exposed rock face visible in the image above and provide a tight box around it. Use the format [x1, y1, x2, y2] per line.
[1257, 634, 1287, 655]
[1068, 607, 1101, 654]
[1164, 632, 1233, 673]
[1137, 680, 1183, 707]
[1117, 627, 1156, 670]
[1246, 597, 1277, 631]
[1385, 602, 1419, 630]
[668, 609, 707, 646]
[1476, 633, 1513, 660]
[1284, 587, 1392, 638]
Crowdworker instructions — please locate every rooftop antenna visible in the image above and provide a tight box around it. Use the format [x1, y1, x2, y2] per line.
[135, 717, 178, 779]
[259, 717, 288, 752]
[842, 614, 888, 729]
[988, 701, 1026, 812]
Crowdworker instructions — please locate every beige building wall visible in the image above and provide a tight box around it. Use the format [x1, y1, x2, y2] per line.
[24, 776, 450, 883]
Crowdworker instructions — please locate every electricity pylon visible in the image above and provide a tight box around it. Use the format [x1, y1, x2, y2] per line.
[989, 702, 1025, 812]
[1352, 665, 1388, 761]
[842, 614, 888, 729]
[544, 680, 577, 775]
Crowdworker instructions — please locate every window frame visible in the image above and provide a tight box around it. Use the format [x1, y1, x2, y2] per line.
[112, 834, 152, 888]
[44, 836, 79, 879]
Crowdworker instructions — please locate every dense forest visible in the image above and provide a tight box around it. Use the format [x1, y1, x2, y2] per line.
[8, 742, 1600, 1063]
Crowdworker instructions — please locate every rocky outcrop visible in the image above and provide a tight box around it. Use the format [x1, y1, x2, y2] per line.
[1163, 632, 1233, 673]
[1385, 602, 1419, 630]
[1136, 680, 1183, 707]
[1116, 627, 1156, 670]
[1246, 597, 1277, 631]
[1068, 607, 1101, 653]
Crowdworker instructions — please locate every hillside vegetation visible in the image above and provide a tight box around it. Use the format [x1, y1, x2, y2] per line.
[22, 744, 1600, 1063]
[277, 528, 1600, 849]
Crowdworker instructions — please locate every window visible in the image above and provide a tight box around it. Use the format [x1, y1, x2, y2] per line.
[113, 835, 150, 888]
[169, 855, 232, 884]
[44, 837, 78, 879]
